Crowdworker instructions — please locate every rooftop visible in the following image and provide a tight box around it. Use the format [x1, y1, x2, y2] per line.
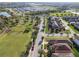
[52, 53, 74, 57]
[73, 39, 79, 46]
[53, 43, 71, 51]
[0, 12, 11, 17]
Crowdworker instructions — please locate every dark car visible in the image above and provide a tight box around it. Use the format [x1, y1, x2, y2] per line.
[38, 40, 42, 45]
[31, 46, 34, 51]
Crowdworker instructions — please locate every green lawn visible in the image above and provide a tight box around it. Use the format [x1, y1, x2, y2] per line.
[0, 22, 32, 56]
[44, 17, 49, 33]
[69, 25, 79, 33]
[72, 47, 79, 57]
[45, 36, 69, 40]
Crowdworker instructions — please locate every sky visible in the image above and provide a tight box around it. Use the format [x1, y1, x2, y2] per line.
[0, 0, 79, 2]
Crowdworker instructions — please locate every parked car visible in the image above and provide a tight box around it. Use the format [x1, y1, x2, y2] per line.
[31, 46, 34, 51]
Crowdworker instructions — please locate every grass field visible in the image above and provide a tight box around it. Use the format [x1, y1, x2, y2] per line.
[50, 12, 74, 17]
[45, 36, 69, 40]
[0, 22, 32, 56]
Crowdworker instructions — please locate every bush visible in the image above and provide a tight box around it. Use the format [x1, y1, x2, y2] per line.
[23, 29, 30, 33]
[44, 44, 47, 49]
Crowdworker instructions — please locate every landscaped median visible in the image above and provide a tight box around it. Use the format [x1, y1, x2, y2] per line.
[44, 17, 49, 33]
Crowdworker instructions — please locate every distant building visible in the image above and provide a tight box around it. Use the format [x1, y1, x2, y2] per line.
[0, 12, 11, 17]
[63, 16, 79, 23]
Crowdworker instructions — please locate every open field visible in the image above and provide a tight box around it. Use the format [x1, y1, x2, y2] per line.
[0, 22, 32, 56]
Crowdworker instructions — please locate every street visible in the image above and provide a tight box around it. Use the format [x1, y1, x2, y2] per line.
[28, 16, 44, 57]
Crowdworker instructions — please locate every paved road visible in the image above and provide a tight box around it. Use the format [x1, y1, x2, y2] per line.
[28, 16, 44, 57]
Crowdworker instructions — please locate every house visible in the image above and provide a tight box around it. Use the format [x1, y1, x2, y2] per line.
[48, 40, 72, 45]
[52, 43, 71, 53]
[72, 39, 79, 49]
[47, 40, 73, 57]
[74, 23, 79, 30]
[48, 16, 65, 33]
[67, 17, 74, 22]
[0, 12, 11, 17]
[70, 22, 75, 25]
[63, 16, 79, 23]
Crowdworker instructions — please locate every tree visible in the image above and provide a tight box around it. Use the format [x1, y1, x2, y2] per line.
[38, 49, 43, 57]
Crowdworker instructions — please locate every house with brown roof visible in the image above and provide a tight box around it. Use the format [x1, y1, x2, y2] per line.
[47, 40, 74, 57]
